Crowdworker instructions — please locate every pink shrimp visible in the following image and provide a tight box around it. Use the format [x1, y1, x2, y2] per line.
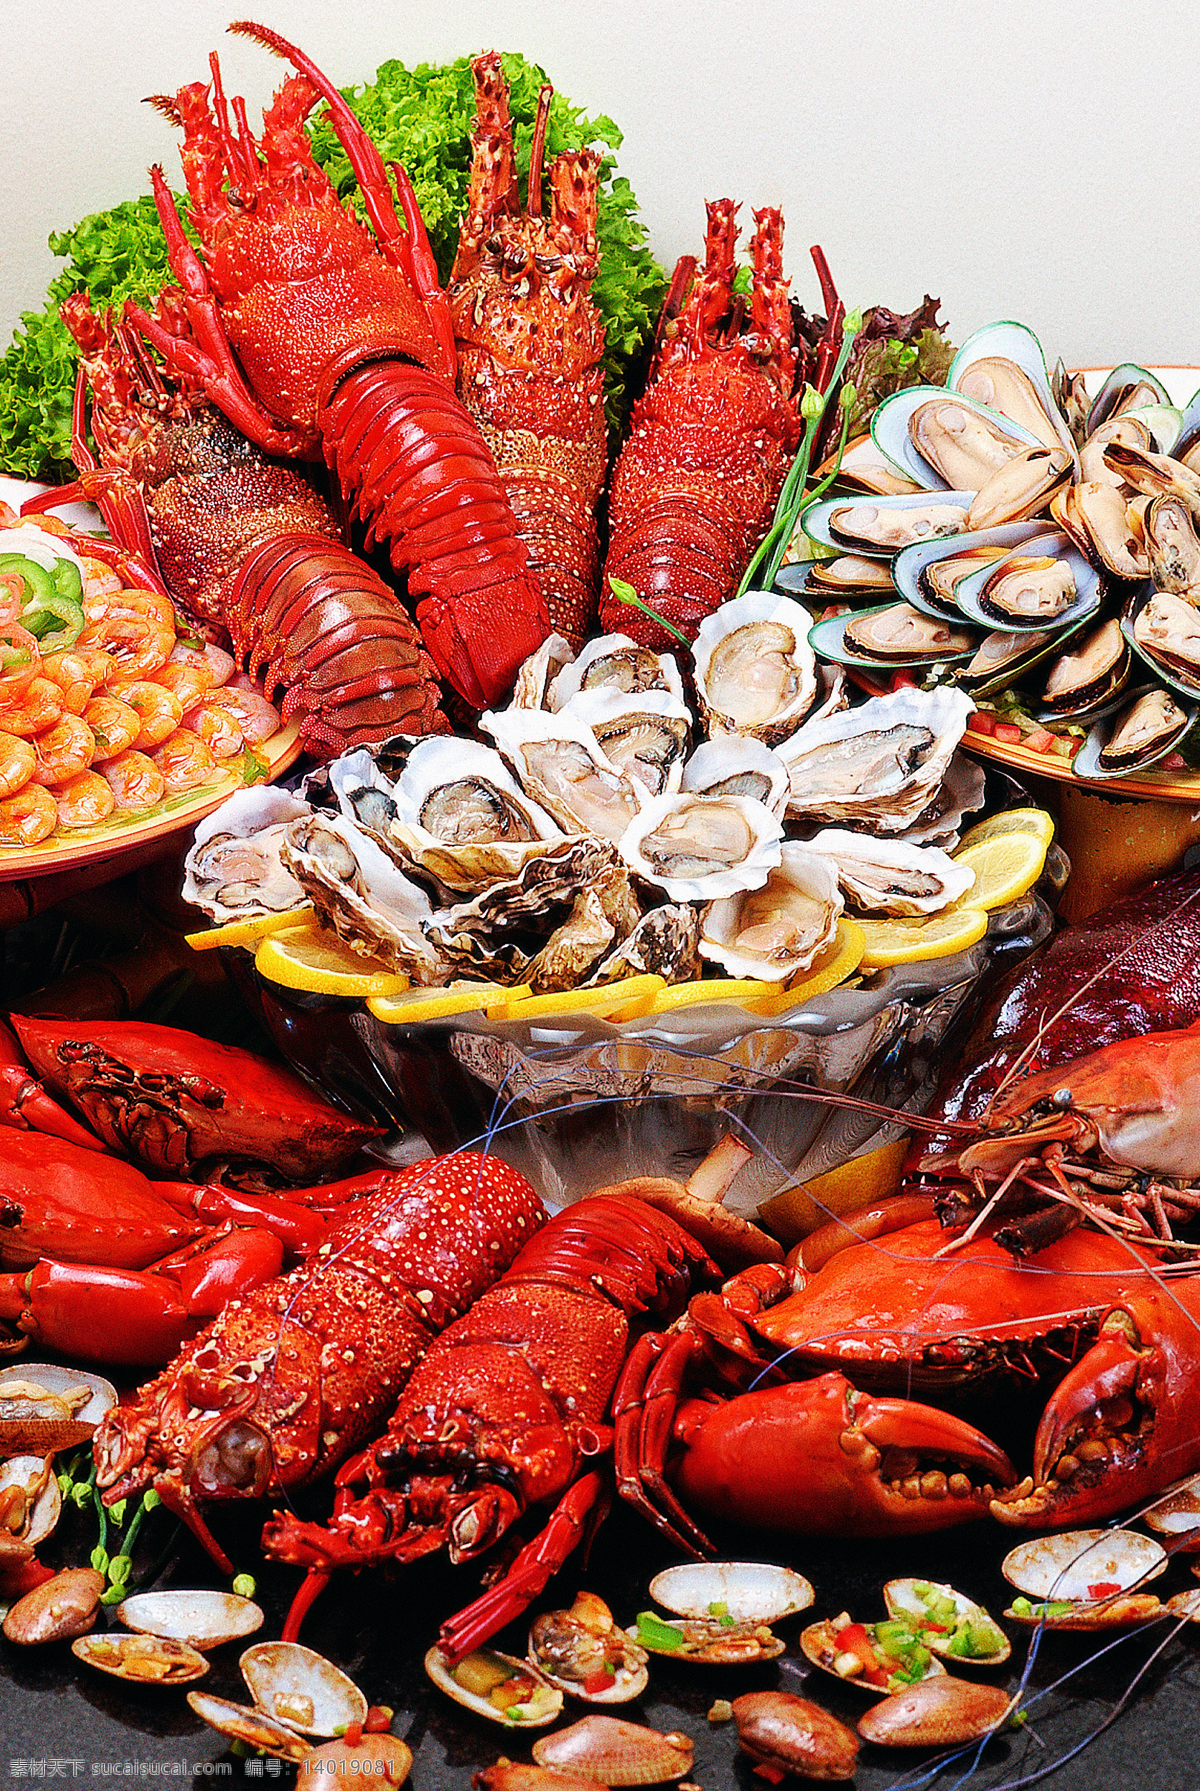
[53, 769, 116, 829]
[0, 733, 36, 799]
[0, 783, 57, 845]
[107, 679, 184, 750]
[101, 750, 166, 811]
[151, 661, 212, 709]
[149, 727, 219, 792]
[83, 695, 142, 761]
[41, 649, 114, 715]
[0, 677, 65, 739]
[75, 611, 174, 678]
[166, 640, 235, 686]
[29, 713, 96, 786]
[181, 702, 245, 759]
[185, 684, 280, 747]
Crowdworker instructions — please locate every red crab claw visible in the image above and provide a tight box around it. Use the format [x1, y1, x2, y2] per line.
[992, 1280, 1200, 1529]
[0, 1132, 205, 1270]
[151, 1181, 330, 1255]
[0, 1017, 103, 1151]
[628, 1371, 1016, 1543]
[0, 1228, 283, 1367]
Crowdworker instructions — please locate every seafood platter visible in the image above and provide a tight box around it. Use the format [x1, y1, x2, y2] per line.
[7, 18, 1200, 1791]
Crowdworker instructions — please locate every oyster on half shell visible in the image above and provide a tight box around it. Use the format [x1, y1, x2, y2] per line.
[806, 828, 975, 917]
[778, 686, 974, 833]
[681, 737, 790, 817]
[388, 736, 564, 893]
[692, 592, 817, 745]
[548, 633, 686, 710]
[562, 686, 692, 798]
[483, 707, 646, 843]
[280, 814, 446, 981]
[620, 792, 783, 902]
[183, 787, 311, 923]
[699, 845, 842, 981]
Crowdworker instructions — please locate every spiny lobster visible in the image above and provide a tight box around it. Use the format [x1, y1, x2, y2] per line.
[31, 293, 446, 756]
[599, 200, 803, 648]
[93, 1150, 546, 1571]
[448, 54, 608, 650]
[131, 21, 550, 710]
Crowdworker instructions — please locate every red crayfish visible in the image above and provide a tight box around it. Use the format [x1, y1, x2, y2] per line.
[30, 293, 447, 756]
[600, 199, 804, 647]
[448, 54, 608, 649]
[94, 1150, 546, 1571]
[132, 22, 550, 710]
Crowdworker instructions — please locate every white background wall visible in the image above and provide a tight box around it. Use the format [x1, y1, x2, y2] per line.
[1, 0, 1197, 371]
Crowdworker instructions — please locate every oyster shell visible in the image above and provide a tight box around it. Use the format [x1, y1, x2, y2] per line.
[692, 592, 817, 745]
[484, 707, 646, 843]
[1041, 618, 1128, 714]
[511, 632, 575, 708]
[842, 604, 975, 662]
[681, 737, 790, 817]
[582, 902, 701, 986]
[977, 554, 1076, 623]
[548, 633, 686, 709]
[563, 686, 692, 798]
[1097, 688, 1193, 771]
[426, 836, 622, 982]
[620, 792, 784, 902]
[387, 735, 564, 893]
[805, 829, 975, 916]
[699, 845, 842, 981]
[778, 686, 974, 833]
[182, 786, 311, 923]
[280, 813, 446, 980]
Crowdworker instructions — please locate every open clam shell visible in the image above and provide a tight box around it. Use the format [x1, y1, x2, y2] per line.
[952, 532, 1101, 634]
[187, 1692, 313, 1761]
[628, 1610, 785, 1665]
[801, 492, 972, 558]
[871, 386, 1042, 492]
[532, 1715, 695, 1785]
[0, 1454, 61, 1547]
[73, 1632, 209, 1685]
[1143, 1475, 1200, 1539]
[240, 1641, 367, 1737]
[0, 1364, 117, 1426]
[810, 603, 977, 670]
[0, 1364, 116, 1457]
[1001, 1528, 1167, 1602]
[648, 1561, 814, 1625]
[1074, 684, 1196, 780]
[425, 1644, 563, 1727]
[528, 1593, 649, 1703]
[892, 519, 1046, 621]
[117, 1590, 264, 1651]
[799, 1615, 946, 1697]
[882, 1578, 1009, 1667]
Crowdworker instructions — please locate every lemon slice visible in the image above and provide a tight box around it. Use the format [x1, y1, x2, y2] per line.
[743, 919, 868, 1015]
[254, 924, 409, 997]
[186, 905, 316, 952]
[856, 907, 989, 969]
[952, 831, 1050, 910]
[758, 1137, 912, 1245]
[957, 806, 1055, 853]
[648, 978, 781, 1014]
[368, 983, 527, 1023]
[490, 974, 666, 1024]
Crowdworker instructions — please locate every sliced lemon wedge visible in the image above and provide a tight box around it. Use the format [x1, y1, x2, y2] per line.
[758, 1136, 912, 1245]
[368, 983, 528, 1023]
[648, 978, 781, 1014]
[957, 806, 1055, 853]
[185, 904, 316, 952]
[952, 831, 1050, 910]
[856, 906, 989, 969]
[490, 973, 666, 1024]
[743, 919, 868, 1015]
[254, 923, 409, 997]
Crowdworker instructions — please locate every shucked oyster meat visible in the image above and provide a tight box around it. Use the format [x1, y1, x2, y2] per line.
[183, 787, 310, 923]
[699, 845, 842, 981]
[620, 792, 784, 902]
[692, 593, 817, 746]
[484, 707, 646, 843]
[778, 687, 974, 833]
[548, 633, 686, 710]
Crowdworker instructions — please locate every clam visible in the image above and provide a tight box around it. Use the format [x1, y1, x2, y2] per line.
[182, 785, 311, 923]
[1000, 1527, 1166, 1603]
[532, 1715, 695, 1784]
[1143, 1474, 1200, 1536]
[619, 791, 783, 902]
[857, 1679, 1014, 1748]
[0, 1454, 61, 1547]
[562, 687, 692, 799]
[840, 602, 975, 663]
[117, 1589, 264, 1650]
[802, 493, 970, 556]
[528, 1591, 649, 1703]
[692, 591, 817, 745]
[241, 1640, 368, 1736]
[648, 1560, 814, 1625]
[483, 707, 647, 843]
[425, 1644, 563, 1727]
[680, 737, 790, 817]
[0, 1365, 115, 1456]
[548, 633, 686, 710]
[799, 1613, 946, 1696]
[882, 1577, 1009, 1666]
[1040, 617, 1130, 716]
[732, 1690, 858, 1782]
[628, 1608, 784, 1665]
[805, 829, 975, 917]
[698, 844, 842, 981]
[187, 1691, 314, 1761]
[73, 1631, 210, 1685]
[3, 1567, 104, 1645]
[281, 812, 447, 980]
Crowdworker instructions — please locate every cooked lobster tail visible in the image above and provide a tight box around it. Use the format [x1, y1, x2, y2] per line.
[318, 361, 549, 709]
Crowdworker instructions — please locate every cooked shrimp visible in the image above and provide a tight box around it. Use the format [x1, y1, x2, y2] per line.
[52, 769, 115, 830]
[101, 750, 166, 811]
[0, 677, 64, 738]
[0, 732, 36, 799]
[181, 700, 245, 759]
[0, 783, 57, 846]
[188, 683, 281, 746]
[149, 728, 220, 792]
[75, 610, 174, 678]
[30, 713, 95, 786]
[83, 694, 141, 761]
[166, 640, 236, 686]
[80, 558, 123, 599]
[151, 661, 212, 709]
[42, 648, 113, 715]
[106, 679, 183, 750]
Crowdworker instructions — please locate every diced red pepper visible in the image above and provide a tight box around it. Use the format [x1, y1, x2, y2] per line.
[1088, 1582, 1122, 1599]
[1164, 752, 1187, 771]
[582, 1669, 616, 1695]
[890, 669, 919, 690]
[834, 1622, 890, 1687]
[364, 1708, 393, 1734]
[967, 710, 996, 735]
[342, 1721, 363, 1748]
[993, 723, 1022, 744]
[753, 1765, 787, 1784]
[921, 1621, 952, 1633]
[1025, 727, 1055, 753]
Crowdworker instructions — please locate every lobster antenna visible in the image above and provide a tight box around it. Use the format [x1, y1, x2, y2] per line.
[526, 84, 553, 218]
[987, 877, 1200, 1112]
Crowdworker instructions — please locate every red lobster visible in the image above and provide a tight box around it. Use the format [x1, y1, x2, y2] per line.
[30, 293, 446, 756]
[448, 55, 608, 649]
[93, 1150, 546, 1571]
[599, 200, 803, 647]
[132, 22, 550, 710]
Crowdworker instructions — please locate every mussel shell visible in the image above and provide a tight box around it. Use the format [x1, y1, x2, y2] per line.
[815, 432, 927, 495]
[891, 519, 1046, 622]
[425, 1644, 563, 1727]
[948, 321, 1075, 457]
[799, 1618, 946, 1697]
[957, 626, 1060, 697]
[834, 603, 977, 666]
[1086, 363, 1173, 434]
[117, 1590, 264, 1650]
[777, 554, 896, 597]
[1123, 584, 1200, 698]
[871, 386, 1041, 492]
[240, 1641, 367, 1736]
[1037, 617, 1130, 717]
[73, 1632, 210, 1685]
[1050, 480, 1150, 579]
[1000, 1528, 1166, 1600]
[1074, 684, 1196, 780]
[953, 534, 1101, 634]
[881, 1578, 1009, 1666]
[802, 492, 971, 558]
[649, 1561, 814, 1625]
